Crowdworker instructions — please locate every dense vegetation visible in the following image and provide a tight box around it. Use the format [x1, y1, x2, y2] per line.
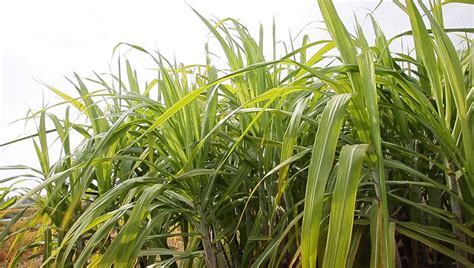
[1, 0, 473, 267]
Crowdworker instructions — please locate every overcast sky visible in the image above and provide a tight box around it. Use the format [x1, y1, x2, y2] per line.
[0, 0, 472, 187]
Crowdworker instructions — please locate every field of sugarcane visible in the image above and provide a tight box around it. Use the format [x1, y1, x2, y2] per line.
[0, 0, 473, 267]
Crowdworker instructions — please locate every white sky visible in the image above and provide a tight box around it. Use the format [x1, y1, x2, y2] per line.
[0, 0, 472, 187]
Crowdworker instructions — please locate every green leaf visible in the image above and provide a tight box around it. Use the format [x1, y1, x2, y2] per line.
[301, 93, 352, 268]
[322, 144, 368, 268]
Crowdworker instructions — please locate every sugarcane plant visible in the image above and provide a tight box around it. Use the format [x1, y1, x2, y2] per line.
[0, 0, 473, 267]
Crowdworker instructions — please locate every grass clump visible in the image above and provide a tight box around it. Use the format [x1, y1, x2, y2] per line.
[1, 1, 473, 267]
